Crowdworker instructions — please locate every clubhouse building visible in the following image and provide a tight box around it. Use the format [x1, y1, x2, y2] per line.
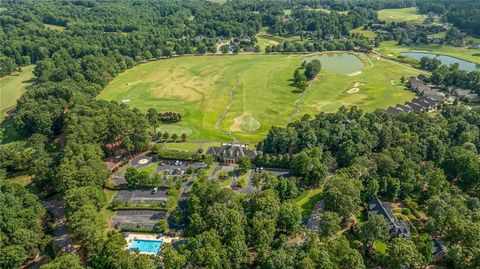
[206, 143, 257, 165]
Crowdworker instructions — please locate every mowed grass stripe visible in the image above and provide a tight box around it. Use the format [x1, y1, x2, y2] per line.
[99, 54, 417, 142]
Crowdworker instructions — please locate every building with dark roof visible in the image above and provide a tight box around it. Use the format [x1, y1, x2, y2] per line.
[405, 101, 423, 113]
[206, 143, 257, 165]
[386, 107, 403, 116]
[367, 197, 411, 238]
[432, 239, 447, 261]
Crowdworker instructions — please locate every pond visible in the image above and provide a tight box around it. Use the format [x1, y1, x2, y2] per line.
[305, 53, 364, 75]
[400, 52, 480, 72]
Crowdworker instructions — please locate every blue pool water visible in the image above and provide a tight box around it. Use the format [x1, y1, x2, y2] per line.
[128, 239, 163, 254]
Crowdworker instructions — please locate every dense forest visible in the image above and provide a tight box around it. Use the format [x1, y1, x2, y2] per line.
[1, 0, 480, 268]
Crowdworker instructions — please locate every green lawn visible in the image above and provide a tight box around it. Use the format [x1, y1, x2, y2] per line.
[100, 189, 116, 230]
[377, 40, 480, 64]
[137, 163, 158, 175]
[256, 34, 284, 52]
[378, 7, 425, 24]
[428, 32, 446, 39]
[99, 53, 417, 142]
[0, 65, 34, 120]
[374, 240, 388, 254]
[351, 27, 377, 38]
[293, 187, 323, 217]
[164, 142, 201, 152]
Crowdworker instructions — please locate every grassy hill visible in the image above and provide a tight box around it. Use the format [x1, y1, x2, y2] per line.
[98, 53, 417, 142]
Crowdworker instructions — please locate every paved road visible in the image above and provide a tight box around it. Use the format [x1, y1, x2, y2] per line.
[42, 200, 77, 254]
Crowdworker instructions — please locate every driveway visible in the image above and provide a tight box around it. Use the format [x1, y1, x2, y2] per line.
[306, 200, 325, 232]
[42, 200, 77, 254]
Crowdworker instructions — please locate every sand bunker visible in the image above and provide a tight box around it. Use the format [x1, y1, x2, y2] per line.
[138, 158, 149, 165]
[122, 99, 130, 103]
[347, 88, 359, 94]
[348, 71, 362, 76]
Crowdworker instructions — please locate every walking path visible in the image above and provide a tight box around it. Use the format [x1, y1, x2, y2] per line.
[214, 79, 239, 141]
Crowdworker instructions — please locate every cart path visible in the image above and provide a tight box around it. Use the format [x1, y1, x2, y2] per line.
[214, 79, 239, 141]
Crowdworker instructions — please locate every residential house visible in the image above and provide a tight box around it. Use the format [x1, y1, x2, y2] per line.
[405, 101, 423, 113]
[386, 107, 403, 116]
[468, 43, 480, 49]
[367, 197, 411, 238]
[324, 34, 335, 40]
[396, 104, 413, 113]
[467, 93, 480, 103]
[206, 143, 257, 165]
[432, 239, 447, 261]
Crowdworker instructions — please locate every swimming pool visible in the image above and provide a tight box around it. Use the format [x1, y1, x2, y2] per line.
[128, 239, 163, 255]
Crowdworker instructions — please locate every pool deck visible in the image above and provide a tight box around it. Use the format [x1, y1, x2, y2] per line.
[125, 232, 179, 245]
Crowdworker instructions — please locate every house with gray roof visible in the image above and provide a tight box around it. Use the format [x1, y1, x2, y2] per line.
[405, 101, 423, 113]
[367, 197, 411, 238]
[206, 143, 257, 165]
[432, 239, 447, 261]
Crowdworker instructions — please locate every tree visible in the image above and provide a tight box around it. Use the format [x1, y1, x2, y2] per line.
[162, 245, 187, 269]
[259, 249, 295, 269]
[277, 202, 301, 234]
[221, 44, 229, 54]
[156, 219, 170, 234]
[318, 212, 342, 238]
[64, 186, 106, 212]
[356, 215, 389, 250]
[304, 59, 321, 80]
[171, 133, 178, 141]
[197, 44, 207, 54]
[323, 175, 362, 220]
[386, 238, 422, 269]
[238, 157, 251, 174]
[293, 68, 308, 92]
[181, 133, 187, 141]
[147, 108, 159, 134]
[163, 132, 170, 141]
[41, 254, 84, 269]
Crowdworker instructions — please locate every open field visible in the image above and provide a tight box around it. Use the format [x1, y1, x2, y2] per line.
[378, 7, 425, 24]
[351, 27, 377, 38]
[377, 40, 480, 64]
[44, 23, 66, 31]
[99, 53, 417, 142]
[0, 65, 34, 120]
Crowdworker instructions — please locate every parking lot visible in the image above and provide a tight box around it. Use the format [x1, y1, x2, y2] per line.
[154, 160, 203, 176]
[111, 210, 165, 229]
[113, 189, 168, 205]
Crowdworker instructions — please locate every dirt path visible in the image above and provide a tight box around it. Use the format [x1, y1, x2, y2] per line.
[215, 79, 239, 141]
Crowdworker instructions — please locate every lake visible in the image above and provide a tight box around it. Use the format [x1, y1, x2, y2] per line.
[305, 53, 364, 74]
[400, 52, 480, 72]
